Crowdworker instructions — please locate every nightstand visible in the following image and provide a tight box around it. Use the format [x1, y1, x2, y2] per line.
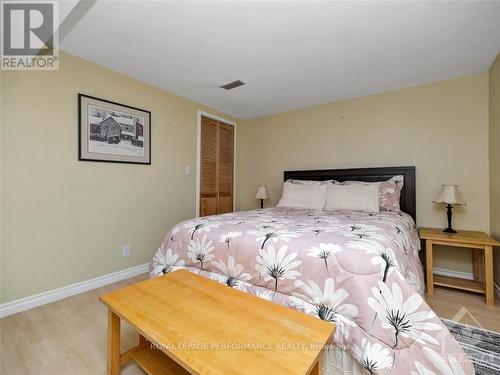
[419, 228, 499, 306]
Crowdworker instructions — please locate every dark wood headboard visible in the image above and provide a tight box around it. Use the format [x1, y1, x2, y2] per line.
[284, 166, 416, 221]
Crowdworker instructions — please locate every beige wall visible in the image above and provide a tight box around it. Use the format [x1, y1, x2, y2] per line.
[237, 74, 490, 273]
[0, 52, 235, 303]
[0, 70, 4, 302]
[490, 53, 500, 285]
[1, 52, 495, 304]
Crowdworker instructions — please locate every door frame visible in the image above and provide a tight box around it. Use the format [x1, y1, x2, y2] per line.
[196, 110, 237, 217]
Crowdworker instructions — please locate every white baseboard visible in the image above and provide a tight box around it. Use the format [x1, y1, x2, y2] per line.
[432, 267, 474, 280]
[1, 264, 495, 318]
[0, 263, 149, 318]
[434, 267, 500, 302]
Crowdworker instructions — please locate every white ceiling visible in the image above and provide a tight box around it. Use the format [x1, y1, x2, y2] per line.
[57, 0, 78, 25]
[61, 1, 500, 119]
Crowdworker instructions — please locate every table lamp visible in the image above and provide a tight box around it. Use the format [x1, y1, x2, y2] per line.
[433, 185, 466, 233]
[255, 186, 268, 209]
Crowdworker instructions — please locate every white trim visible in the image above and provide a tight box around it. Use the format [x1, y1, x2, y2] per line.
[196, 110, 237, 217]
[432, 267, 474, 280]
[0, 263, 149, 318]
[197, 110, 237, 127]
[434, 268, 500, 303]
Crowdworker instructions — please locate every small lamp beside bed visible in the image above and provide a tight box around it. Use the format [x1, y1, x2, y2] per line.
[255, 186, 268, 209]
[433, 184, 466, 233]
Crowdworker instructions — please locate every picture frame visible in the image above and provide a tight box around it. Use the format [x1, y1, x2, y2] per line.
[78, 94, 151, 164]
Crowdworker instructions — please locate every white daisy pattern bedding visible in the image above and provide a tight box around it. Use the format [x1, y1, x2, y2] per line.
[151, 208, 473, 375]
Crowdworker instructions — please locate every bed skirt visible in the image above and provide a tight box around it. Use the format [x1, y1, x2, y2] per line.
[322, 346, 367, 375]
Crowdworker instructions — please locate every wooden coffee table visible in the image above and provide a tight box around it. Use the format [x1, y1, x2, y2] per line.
[100, 269, 335, 375]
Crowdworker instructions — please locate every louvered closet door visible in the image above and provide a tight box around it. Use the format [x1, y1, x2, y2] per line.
[200, 117, 218, 216]
[199, 116, 234, 217]
[217, 123, 234, 214]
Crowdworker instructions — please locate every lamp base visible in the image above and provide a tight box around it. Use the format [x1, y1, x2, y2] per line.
[443, 204, 457, 234]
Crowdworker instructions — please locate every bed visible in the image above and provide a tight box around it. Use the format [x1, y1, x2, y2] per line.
[151, 166, 473, 375]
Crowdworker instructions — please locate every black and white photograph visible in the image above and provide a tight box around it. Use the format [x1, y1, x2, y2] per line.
[78, 94, 151, 164]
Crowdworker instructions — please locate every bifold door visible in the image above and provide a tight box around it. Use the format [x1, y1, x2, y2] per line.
[199, 116, 234, 217]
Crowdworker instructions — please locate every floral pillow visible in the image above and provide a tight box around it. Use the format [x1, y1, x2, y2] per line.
[333, 175, 403, 211]
[378, 176, 404, 211]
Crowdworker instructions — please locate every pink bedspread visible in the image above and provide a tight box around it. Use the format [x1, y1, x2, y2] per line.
[151, 208, 473, 375]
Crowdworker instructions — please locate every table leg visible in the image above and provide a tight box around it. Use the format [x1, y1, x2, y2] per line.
[484, 246, 494, 306]
[108, 310, 121, 375]
[425, 240, 434, 295]
[473, 249, 485, 284]
[310, 351, 322, 375]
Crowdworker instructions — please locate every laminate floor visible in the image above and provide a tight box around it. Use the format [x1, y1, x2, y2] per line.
[1, 276, 499, 374]
[0, 274, 148, 375]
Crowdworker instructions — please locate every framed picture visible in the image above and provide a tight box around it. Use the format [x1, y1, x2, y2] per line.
[78, 94, 151, 164]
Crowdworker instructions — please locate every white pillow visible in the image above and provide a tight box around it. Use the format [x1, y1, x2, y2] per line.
[277, 182, 327, 210]
[324, 184, 380, 212]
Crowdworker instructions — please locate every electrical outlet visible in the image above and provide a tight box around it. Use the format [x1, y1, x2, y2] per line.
[185, 166, 191, 176]
[122, 244, 131, 257]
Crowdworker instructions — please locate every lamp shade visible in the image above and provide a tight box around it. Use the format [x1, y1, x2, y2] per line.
[433, 185, 466, 205]
[255, 186, 268, 200]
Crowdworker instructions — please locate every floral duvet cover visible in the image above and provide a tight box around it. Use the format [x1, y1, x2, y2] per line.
[151, 208, 473, 375]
